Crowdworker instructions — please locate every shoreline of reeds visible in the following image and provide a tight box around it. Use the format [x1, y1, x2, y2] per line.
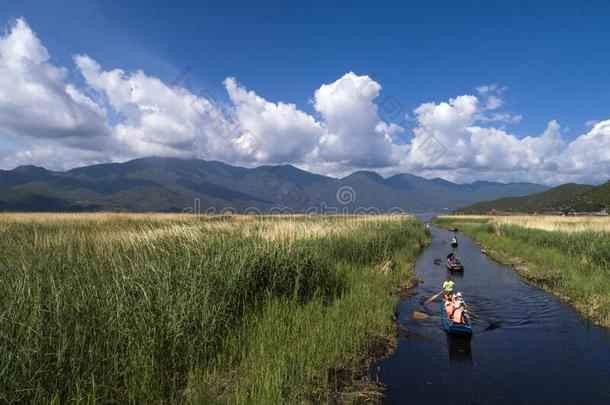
[433, 215, 610, 327]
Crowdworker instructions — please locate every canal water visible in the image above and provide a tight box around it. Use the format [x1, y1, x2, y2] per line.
[372, 225, 610, 404]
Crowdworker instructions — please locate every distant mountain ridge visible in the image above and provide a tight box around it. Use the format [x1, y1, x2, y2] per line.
[0, 157, 548, 213]
[456, 182, 610, 214]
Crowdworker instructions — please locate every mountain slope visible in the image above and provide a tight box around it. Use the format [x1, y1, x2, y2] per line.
[456, 182, 609, 214]
[0, 157, 548, 212]
[566, 181, 610, 213]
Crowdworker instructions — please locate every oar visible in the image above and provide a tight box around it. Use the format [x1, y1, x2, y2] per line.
[485, 320, 503, 330]
[464, 302, 480, 319]
[423, 290, 445, 305]
[413, 310, 440, 320]
[461, 301, 503, 330]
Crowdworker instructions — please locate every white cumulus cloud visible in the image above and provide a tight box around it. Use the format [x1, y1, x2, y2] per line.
[0, 18, 608, 185]
[0, 18, 110, 150]
[224, 76, 323, 164]
[313, 72, 400, 168]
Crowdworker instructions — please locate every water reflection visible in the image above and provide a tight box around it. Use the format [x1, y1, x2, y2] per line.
[447, 269, 464, 278]
[447, 336, 472, 364]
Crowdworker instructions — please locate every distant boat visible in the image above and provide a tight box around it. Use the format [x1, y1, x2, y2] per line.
[441, 302, 473, 338]
[446, 260, 464, 271]
[446, 253, 464, 271]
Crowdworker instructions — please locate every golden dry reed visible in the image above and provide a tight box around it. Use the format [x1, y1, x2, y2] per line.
[442, 214, 610, 233]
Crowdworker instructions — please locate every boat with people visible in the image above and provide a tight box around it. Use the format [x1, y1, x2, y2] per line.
[446, 252, 464, 271]
[450, 236, 459, 249]
[441, 294, 473, 338]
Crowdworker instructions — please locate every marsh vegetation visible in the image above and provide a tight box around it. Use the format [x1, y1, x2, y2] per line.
[0, 213, 428, 403]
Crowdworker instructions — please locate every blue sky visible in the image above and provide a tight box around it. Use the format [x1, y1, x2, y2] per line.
[0, 0, 609, 184]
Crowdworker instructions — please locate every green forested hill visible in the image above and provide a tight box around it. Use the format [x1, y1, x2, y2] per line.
[456, 182, 610, 214]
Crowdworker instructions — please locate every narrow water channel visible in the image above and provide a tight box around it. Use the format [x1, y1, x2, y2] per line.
[372, 225, 610, 404]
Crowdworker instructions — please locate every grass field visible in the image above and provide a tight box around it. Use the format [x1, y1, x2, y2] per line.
[433, 215, 610, 327]
[0, 213, 429, 403]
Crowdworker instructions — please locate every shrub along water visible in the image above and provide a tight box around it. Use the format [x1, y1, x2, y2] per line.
[0, 214, 428, 403]
[434, 216, 610, 327]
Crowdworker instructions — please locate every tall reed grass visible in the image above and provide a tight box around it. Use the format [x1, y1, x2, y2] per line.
[0, 214, 428, 402]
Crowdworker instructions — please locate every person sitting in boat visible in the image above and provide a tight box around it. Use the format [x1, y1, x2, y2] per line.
[447, 252, 457, 265]
[445, 300, 454, 317]
[442, 276, 454, 294]
[451, 292, 465, 307]
[452, 300, 465, 324]
[451, 236, 458, 248]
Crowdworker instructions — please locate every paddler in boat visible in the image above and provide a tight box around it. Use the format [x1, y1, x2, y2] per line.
[442, 276, 454, 298]
[447, 253, 457, 266]
[451, 236, 458, 249]
[445, 300, 454, 317]
[452, 300, 465, 324]
[453, 292, 467, 323]
[454, 292, 463, 303]
[451, 292, 464, 307]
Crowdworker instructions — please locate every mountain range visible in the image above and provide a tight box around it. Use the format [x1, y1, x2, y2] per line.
[0, 157, 549, 213]
[456, 182, 610, 214]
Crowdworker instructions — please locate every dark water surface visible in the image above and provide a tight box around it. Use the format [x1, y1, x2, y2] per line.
[372, 224, 610, 404]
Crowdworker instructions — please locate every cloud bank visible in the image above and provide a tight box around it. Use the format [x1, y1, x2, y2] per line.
[0, 18, 608, 184]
